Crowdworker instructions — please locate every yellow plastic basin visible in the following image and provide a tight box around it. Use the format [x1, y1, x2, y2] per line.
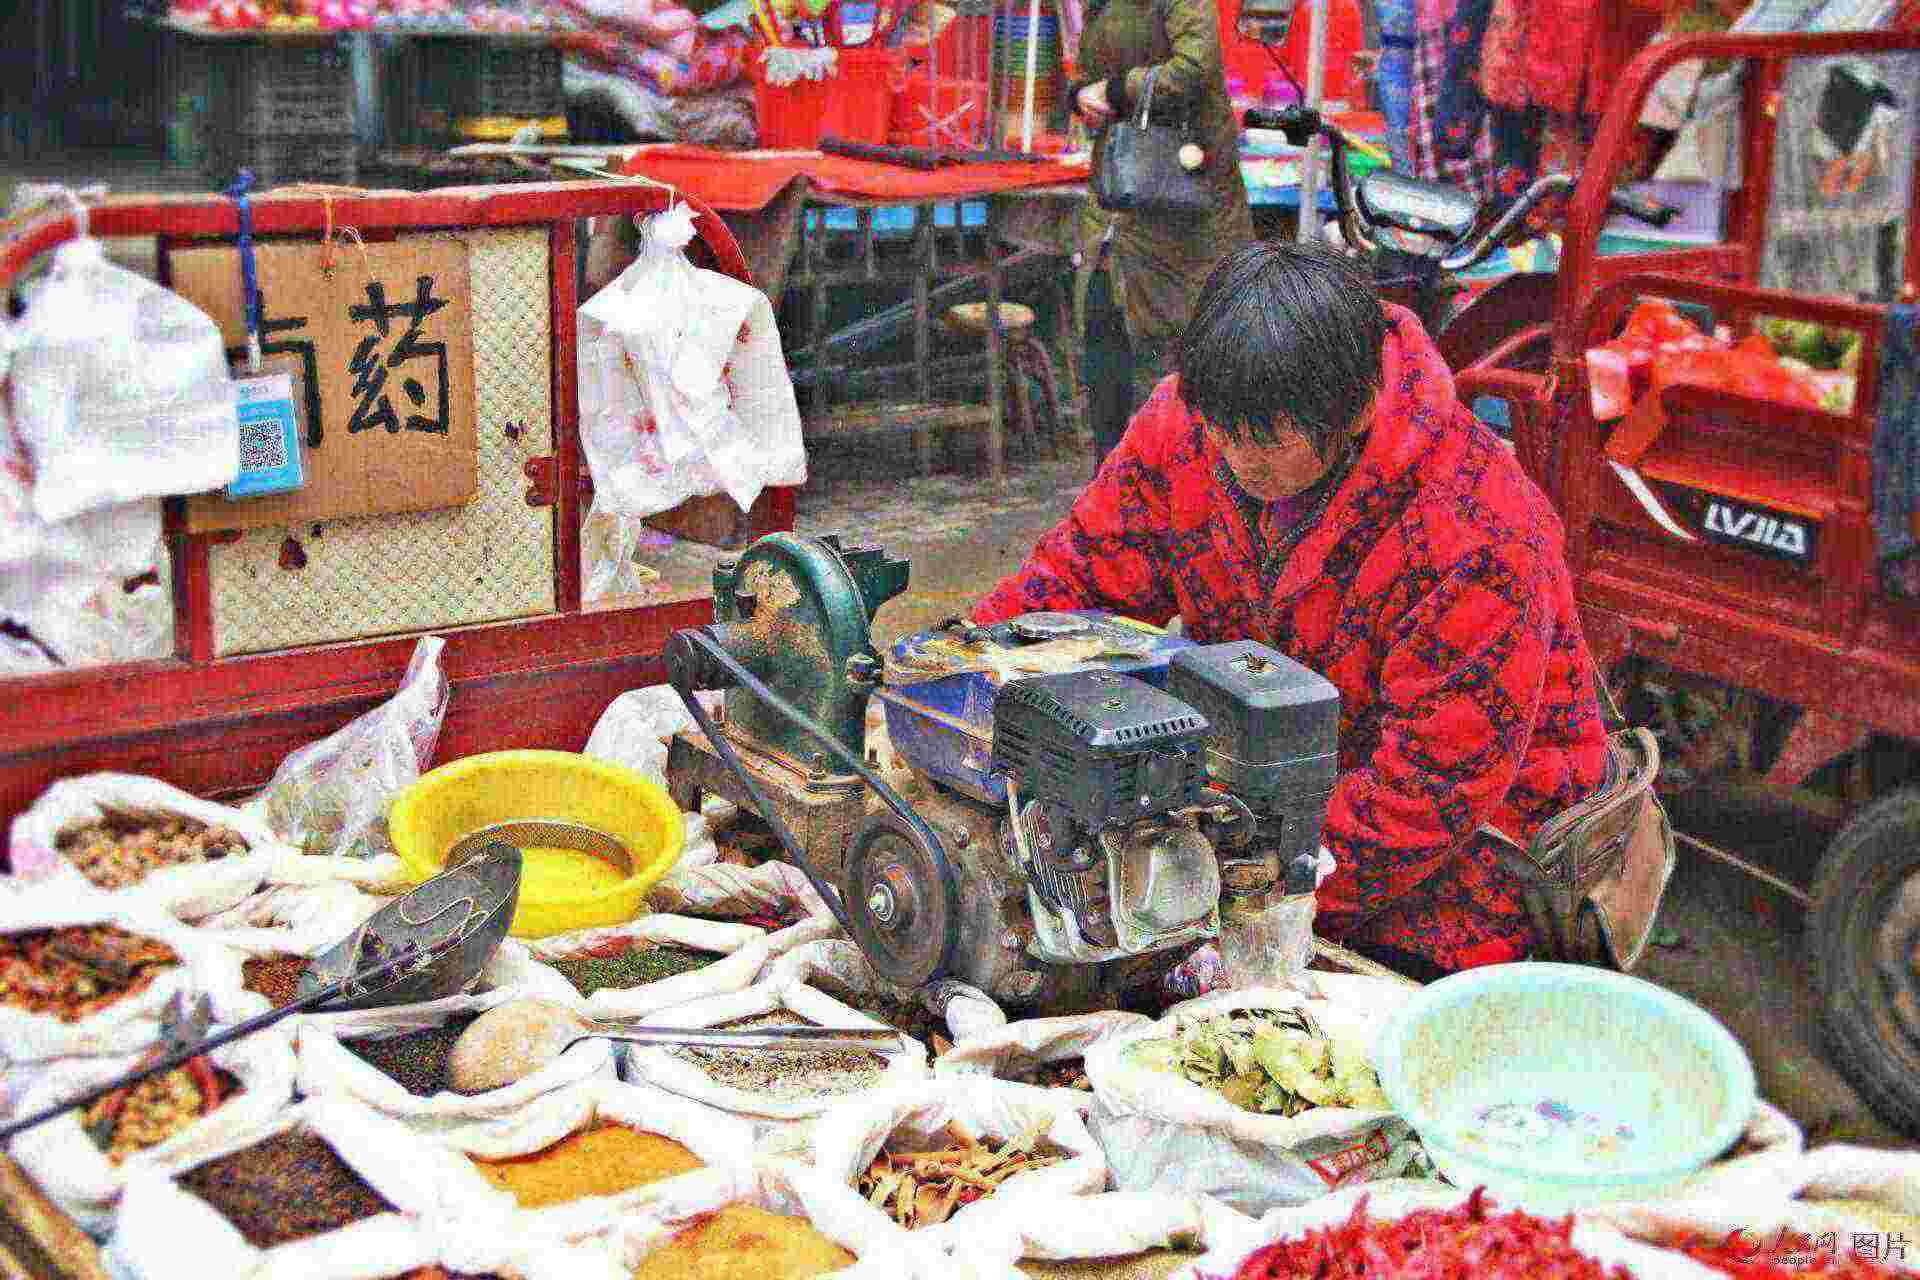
[387, 750, 686, 939]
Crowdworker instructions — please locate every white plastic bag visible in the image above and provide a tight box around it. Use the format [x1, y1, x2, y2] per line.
[0, 893, 256, 1070]
[9, 234, 238, 524]
[522, 911, 766, 966]
[604, 1157, 945, 1280]
[935, 1191, 1257, 1272]
[576, 203, 805, 529]
[765, 939, 1005, 1042]
[259, 635, 449, 859]
[809, 1076, 1107, 1253]
[8, 773, 293, 922]
[7, 1022, 298, 1235]
[109, 1097, 515, 1280]
[458, 1077, 758, 1243]
[191, 881, 384, 961]
[935, 1010, 1153, 1082]
[1083, 982, 1427, 1214]
[618, 979, 931, 1132]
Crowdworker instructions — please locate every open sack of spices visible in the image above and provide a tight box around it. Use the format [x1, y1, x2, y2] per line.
[1172, 1180, 1739, 1280]
[108, 1097, 515, 1280]
[1083, 983, 1429, 1215]
[452, 1076, 757, 1245]
[7, 772, 296, 923]
[929, 1189, 1262, 1275]
[523, 913, 768, 1004]
[294, 968, 613, 1151]
[809, 1076, 1106, 1250]
[603, 1156, 950, 1280]
[934, 1010, 1155, 1090]
[0, 895, 255, 1069]
[581, 915, 839, 1023]
[5, 1022, 297, 1235]
[618, 979, 931, 1134]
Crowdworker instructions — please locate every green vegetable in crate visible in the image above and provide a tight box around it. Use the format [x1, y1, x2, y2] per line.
[1128, 1009, 1392, 1116]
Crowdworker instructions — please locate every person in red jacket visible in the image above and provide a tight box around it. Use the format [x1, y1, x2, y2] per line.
[972, 240, 1609, 980]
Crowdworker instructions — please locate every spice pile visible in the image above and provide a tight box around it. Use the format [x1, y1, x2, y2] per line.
[83, 1058, 239, 1164]
[384, 1270, 504, 1280]
[241, 954, 310, 1007]
[56, 809, 250, 892]
[547, 945, 714, 997]
[1130, 1008, 1390, 1116]
[628, 1204, 856, 1280]
[176, 1129, 395, 1249]
[0, 926, 179, 1022]
[469, 1124, 704, 1209]
[1231, 1187, 1630, 1279]
[343, 1014, 482, 1095]
[667, 1013, 888, 1101]
[857, 1124, 1066, 1230]
[1014, 1059, 1090, 1091]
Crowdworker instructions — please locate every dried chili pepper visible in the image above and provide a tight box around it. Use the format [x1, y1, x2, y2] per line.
[1231, 1187, 1633, 1280]
[1681, 1230, 1920, 1278]
[186, 1054, 224, 1109]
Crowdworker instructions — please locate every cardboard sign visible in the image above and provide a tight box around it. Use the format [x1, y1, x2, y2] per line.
[171, 237, 479, 532]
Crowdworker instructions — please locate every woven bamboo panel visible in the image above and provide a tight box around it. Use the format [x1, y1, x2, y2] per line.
[209, 228, 555, 657]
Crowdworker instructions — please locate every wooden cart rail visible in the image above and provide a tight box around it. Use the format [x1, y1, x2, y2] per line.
[0, 183, 790, 831]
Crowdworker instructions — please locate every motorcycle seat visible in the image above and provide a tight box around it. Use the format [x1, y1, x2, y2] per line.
[1357, 170, 1481, 243]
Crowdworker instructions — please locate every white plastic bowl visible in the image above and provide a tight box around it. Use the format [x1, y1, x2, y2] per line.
[1373, 962, 1757, 1214]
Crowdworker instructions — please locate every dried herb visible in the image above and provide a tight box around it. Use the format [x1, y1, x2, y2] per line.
[0, 926, 179, 1022]
[241, 954, 310, 1008]
[1231, 1188, 1631, 1280]
[56, 807, 249, 891]
[858, 1123, 1065, 1230]
[469, 1124, 704, 1209]
[343, 1014, 481, 1096]
[667, 1013, 887, 1101]
[177, 1129, 395, 1249]
[547, 945, 714, 997]
[83, 1059, 238, 1164]
[1130, 1009, 1389, 1116]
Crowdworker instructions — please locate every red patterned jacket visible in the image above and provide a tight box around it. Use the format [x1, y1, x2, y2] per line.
[973, 306, 1609, 970]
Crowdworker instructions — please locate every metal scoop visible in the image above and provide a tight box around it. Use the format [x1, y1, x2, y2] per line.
[565, 1021, 906, 1054]
[0, 842, 524, 1142]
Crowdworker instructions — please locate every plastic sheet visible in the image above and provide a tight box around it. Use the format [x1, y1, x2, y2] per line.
[259, 636, 449, 860]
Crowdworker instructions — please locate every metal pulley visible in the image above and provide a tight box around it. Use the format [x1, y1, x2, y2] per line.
[843, 812, 961, 987]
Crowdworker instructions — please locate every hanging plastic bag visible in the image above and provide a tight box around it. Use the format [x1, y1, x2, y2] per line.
[258, 636, 448, 860]
[7, 191, 239, 524]
[576, 202, 804, 532]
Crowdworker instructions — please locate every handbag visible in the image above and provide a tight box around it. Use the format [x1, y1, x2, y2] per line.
[1484, 668, 1678, 972]
[1091, 68, 1213, 219]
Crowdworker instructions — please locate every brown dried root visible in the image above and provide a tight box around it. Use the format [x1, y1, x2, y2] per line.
[855, 1123, 1066, 1229]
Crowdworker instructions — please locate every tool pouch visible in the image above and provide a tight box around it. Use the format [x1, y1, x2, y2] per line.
[1488, 726, 1677, 972]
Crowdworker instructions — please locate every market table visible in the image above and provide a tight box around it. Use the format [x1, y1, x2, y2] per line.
[620, 144, 1095, 488]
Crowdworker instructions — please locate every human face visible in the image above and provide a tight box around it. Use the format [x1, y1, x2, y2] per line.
[1204, 420, 1333, 501]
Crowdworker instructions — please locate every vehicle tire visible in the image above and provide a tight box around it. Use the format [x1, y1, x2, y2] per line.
[1809, 788, 1920, 1136]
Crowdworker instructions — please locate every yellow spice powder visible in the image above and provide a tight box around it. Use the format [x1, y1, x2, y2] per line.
[470, 1125, 703, 1209]
[629, 1205, 856, 1280]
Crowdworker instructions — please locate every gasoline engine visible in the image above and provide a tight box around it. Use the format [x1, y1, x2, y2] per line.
[662, 532, 1340, 1011]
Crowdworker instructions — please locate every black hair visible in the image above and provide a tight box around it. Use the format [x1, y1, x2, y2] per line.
[1175, 240, 1390, 456]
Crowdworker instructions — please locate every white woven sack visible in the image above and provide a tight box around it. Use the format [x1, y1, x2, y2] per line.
[8, 773, 297, 922]
[7, 1022, 298, 1235]
[110, 1097, 516, 1280]
[1083, 982, 1426, 1214]
[582, 914, 838, 1021]
[936, 1010, 1154, 1082]
[808, 1075, 1107, 1255]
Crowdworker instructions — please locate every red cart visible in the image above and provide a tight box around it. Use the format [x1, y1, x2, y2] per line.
[1453, 29, 1920, 1131]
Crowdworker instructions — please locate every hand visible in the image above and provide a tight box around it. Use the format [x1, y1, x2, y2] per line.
[1076, 79, 1116, 125]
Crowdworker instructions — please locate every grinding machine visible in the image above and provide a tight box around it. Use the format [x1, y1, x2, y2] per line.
[662, 532, 1342, 1012]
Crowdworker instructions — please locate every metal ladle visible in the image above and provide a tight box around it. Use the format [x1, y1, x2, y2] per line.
[0, 842, 525, 1143]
